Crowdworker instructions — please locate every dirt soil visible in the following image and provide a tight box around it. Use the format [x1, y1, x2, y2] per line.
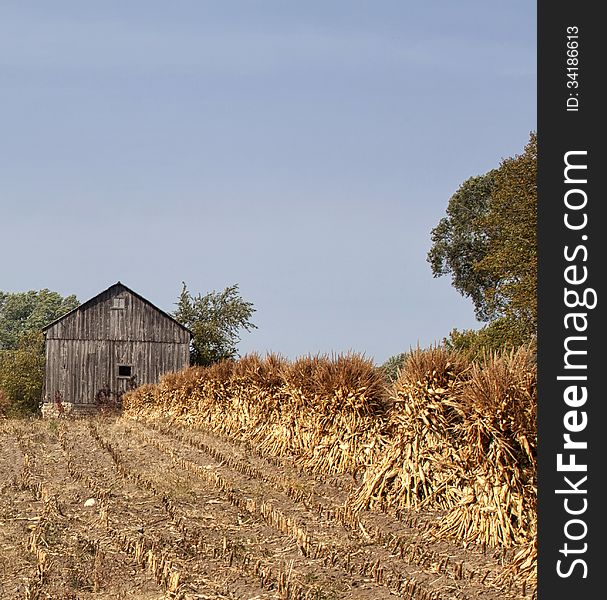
[0, 417, 535, 599]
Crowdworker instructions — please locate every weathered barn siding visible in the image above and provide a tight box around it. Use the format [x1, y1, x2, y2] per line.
[45, 288, 189, 343]
[42, 283, 191, 416]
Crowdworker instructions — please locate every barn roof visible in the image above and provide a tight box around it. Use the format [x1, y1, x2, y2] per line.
[42, 282, 193, 336]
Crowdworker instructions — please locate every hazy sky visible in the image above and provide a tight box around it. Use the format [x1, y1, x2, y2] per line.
[1, 1, 536, 364]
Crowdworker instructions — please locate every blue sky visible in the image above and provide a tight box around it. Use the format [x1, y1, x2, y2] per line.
[0, 1, 536, 364]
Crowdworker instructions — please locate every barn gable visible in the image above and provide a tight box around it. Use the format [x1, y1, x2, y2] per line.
[43, 282, 191, 343]
[42, 282, 191, 417]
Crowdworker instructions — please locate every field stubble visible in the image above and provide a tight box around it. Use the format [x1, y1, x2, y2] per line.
[1, 414, 532, 599]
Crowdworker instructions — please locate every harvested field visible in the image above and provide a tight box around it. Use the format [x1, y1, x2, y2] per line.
[1, 415, 534, 599]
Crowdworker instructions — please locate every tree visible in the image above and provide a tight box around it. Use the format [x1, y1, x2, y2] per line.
[173, 283, 257, 366]
[0, 289, 79, 350]
[443, 319, 521, 359]
[427, 133, 537, 348]
[476, 133, 537, 341]
[0, 289, 80, 415]
[427, 172, 498, 322]
[0, 332, 45, 415]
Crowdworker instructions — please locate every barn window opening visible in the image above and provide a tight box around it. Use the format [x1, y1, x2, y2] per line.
[118, 365, 132, 378]
[112, 297, 126, 309]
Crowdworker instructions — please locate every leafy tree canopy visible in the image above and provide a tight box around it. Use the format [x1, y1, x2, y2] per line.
[0, 288, 80, 415]
[0, 289, 80, 350]
[476, 133, 537, 339]
[0, 332, 45, 415]
[428, 133, 537, 348]
[173, 283, 257, 366]
[427, 171, 498, 321]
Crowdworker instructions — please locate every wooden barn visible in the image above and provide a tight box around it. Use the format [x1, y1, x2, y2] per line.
[41, 282, 191, 417]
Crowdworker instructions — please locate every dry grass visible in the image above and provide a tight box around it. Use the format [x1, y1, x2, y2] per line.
[123, 346, 537, 584]
[351, 347, 536, 545]
[349, 346, 470, 513]
[0, 388, 11, 416]
[125, 353, 390, 476]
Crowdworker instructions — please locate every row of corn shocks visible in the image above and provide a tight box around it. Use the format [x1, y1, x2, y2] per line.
[123, 347, 536, 586]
